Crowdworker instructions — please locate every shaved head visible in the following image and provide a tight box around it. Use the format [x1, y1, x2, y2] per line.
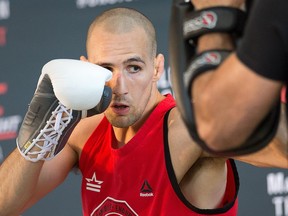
[87, 7, 157, 58]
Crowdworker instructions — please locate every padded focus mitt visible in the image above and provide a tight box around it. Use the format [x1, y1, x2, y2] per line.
[169, 0, 281, 156]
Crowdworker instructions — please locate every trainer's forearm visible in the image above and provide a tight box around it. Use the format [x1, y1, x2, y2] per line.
[0, 149, 44, 215]
[192, 33, 240, 148]
[193, 51, 282, 150]
[197, 33, 235, 52]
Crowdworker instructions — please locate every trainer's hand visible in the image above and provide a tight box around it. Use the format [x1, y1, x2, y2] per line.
[17, 59, 112, 162]
[191, 0, 244, 10]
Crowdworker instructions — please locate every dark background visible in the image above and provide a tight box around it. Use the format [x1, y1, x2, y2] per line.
[0, 0, 287, 215]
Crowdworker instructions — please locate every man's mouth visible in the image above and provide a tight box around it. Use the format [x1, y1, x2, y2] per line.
[112, 102, 129, 109]
[111, 103, 130, 115]
[114, 105, 128, 109]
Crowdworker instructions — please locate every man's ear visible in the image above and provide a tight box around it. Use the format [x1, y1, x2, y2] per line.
[80, 55, 88, 62]
[153, 54, 165, 81]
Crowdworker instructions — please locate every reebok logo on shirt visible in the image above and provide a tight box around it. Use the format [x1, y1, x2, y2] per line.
[140, 180, 154, 197]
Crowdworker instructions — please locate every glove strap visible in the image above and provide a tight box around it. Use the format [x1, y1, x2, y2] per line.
[184, 6, 247, 44]
[184, 49, 231, 96]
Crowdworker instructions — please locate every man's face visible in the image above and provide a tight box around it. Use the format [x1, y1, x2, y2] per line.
[87, 26, 157, 128]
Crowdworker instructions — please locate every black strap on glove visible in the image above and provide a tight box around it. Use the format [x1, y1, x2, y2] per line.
[184, 6, 246, 45]
[184, 50, 232, 95]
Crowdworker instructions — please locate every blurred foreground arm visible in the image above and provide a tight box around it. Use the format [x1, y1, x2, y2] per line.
[192, 0, 285, 152]
[170, 0, 286, 156]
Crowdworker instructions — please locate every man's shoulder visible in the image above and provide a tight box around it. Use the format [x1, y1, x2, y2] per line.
[68, 114, 104, 152]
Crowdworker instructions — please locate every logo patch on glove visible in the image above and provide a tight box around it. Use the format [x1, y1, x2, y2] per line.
[184, 11, 217, 34]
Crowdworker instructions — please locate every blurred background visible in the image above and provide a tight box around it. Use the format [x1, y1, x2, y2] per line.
[0, 0, 287, 215]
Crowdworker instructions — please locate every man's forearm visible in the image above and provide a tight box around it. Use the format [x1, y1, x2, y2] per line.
[233, 103, 288, 168]
[272, 103, 288, 161]
[0, 149, 44, 215]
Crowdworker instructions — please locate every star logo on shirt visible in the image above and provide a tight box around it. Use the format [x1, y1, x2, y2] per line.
[85, 172, 103, 193]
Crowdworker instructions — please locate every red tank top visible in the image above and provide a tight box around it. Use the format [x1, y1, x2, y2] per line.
[79, 94, 239, 216]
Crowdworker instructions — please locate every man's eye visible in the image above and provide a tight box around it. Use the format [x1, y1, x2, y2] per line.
[103, 66, 113, 72]
[128, 65, 141, 73]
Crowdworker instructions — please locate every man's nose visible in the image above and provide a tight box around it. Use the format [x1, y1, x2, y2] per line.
[110, 71, 128, 96]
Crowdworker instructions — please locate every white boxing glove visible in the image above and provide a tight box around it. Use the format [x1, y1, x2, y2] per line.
[41, 59, 112, 110]
[17, 59, 112, 162]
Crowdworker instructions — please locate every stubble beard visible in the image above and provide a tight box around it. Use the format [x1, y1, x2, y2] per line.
[107, 109, 141, 128]
[105, 89, 152, 128]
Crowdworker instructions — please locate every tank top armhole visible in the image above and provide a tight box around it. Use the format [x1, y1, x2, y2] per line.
[163, 109, 239, 214]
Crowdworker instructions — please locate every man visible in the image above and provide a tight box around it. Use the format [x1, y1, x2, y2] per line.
[0, 7, 287, 216]
[171, 0, 288, 154]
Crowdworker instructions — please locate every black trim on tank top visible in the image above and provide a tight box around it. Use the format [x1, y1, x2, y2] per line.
[286, 89, 288, 122]
[163, 109, 239, 214]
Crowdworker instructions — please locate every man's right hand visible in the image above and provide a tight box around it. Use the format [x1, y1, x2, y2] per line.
[17, 59, 112, 162]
